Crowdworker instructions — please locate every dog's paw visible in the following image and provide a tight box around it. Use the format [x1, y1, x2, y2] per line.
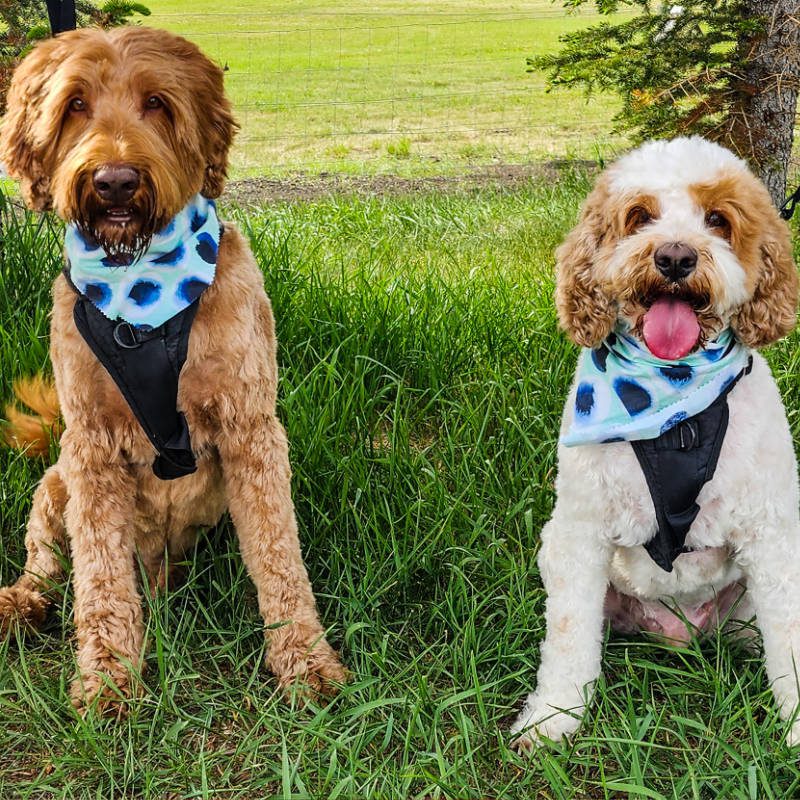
[510, 697, 582, 753]
[70, 665, 140, 718]
[0, 585, 47, 634]
[272, 636, 349, 701]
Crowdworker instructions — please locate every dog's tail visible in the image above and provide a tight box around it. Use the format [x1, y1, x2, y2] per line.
[3, 374, 63, 456]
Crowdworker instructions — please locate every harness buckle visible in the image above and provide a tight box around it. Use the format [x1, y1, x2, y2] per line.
[113, 321, 142, 349]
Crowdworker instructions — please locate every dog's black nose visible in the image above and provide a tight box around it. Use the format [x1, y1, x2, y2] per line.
[654, 242, 698, 282]
[92, 165, 140, 204]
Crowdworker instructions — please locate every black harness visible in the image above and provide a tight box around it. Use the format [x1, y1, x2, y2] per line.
[631, 357, 752, 572]
[69, 287, 199, 480]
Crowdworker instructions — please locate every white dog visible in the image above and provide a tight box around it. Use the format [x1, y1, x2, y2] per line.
[512, 137, 800, 750]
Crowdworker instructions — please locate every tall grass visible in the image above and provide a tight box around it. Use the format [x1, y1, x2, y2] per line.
[1, 175, 800, 798]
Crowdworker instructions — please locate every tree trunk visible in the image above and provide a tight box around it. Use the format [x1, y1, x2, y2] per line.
[728, 0, 800, 206]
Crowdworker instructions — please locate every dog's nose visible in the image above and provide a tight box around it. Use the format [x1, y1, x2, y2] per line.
[92, 165, 140, 204]
[654, 242, 698, 282]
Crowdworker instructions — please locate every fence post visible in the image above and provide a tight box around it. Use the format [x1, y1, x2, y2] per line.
[45, 0, 77, 35]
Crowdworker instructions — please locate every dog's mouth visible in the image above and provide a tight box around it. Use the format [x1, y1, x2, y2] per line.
[80, 205, 154, 266]
[105, 206, 136, 226]
[639, 292, 707, 359]
[71, 171, 163, 265]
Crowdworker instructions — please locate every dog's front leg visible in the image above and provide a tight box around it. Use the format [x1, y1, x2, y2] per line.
[0, 465, 68, 632]
[61, 430, 143, 714]
[736, 525, 800, 746]
[218, 414, 347, 698]
[511, 517, 611, 750]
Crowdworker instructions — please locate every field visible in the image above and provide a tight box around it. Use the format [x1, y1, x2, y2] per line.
[140, 0, 628, 177]
[2, 177, 800, 799]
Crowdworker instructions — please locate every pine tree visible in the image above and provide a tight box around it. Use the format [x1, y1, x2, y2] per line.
[532, 1, 800, 205]
[0, 0, 150, 114]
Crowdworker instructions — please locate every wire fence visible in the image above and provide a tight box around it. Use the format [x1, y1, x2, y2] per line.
[144, 7, 626, 177]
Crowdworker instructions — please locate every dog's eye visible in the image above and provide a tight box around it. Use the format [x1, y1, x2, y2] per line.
[625, 206, 651, 234]
[68, 97, 87, 113]
[144, 96, 163, 111]
[705, 210, 730, 237]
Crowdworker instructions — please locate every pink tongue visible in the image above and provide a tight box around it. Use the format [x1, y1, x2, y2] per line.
[642, 296, 700, 359]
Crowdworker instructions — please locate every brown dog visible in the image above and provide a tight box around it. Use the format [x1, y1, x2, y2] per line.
[0, 26, 347, 712]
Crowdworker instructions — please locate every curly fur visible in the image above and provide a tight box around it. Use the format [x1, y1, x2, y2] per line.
[0, 27, 346, 713]
[513, 137, 800, 751]
[554, 175, 618, 348]
[3, 375, 62, 455]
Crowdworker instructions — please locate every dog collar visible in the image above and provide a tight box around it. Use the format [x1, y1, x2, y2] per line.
[561, 326, 751, 446]
[65, 194, 219, 329]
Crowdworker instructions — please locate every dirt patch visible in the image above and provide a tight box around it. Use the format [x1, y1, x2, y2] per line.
[224, 160, 597, 206]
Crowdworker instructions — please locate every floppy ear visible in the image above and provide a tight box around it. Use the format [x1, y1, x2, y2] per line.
[186, 48, 237, 199]
[555, 175, 617, 348]
[730, 186, 798, 348]
[201, 98, 237, 199]
[0, 37, 64, 210]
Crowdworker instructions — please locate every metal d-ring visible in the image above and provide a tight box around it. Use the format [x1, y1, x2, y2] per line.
[678, 420, 698, 451]
[113, 321, 142, 349]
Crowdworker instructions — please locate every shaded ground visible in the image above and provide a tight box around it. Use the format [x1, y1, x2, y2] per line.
[224, 161, 597, 205]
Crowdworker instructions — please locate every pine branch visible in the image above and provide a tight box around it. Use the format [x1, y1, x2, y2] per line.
[528, 1, 758, 145]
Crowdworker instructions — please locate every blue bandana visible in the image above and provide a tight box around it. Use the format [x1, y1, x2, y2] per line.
[65, 194, 219, 328]
[562, 327, 751, 446]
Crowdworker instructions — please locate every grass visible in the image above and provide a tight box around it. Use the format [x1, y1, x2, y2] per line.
[139, 0, 629, 177]
[3, 175, 800, 798]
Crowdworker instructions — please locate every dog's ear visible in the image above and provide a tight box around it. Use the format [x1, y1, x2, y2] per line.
[184, 48, 237, 199]
[0, 37, 64, 211]
[199, 88, 237, 199]
[555, 175, 617, 348]
[730, 185, 798, 348]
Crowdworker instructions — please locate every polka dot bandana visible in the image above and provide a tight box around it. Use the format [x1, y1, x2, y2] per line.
[65, 194, 219, 329]
[561, 326, 751, 446]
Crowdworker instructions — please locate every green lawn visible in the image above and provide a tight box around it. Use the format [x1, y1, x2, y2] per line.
[3, 178, 800, 798]
[138, 1, 628, 177]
